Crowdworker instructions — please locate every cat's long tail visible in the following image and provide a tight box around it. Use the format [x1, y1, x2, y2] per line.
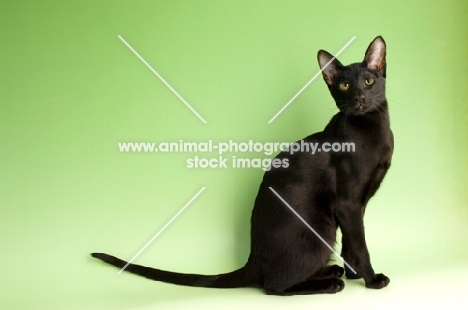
[90, 253, 259, 288]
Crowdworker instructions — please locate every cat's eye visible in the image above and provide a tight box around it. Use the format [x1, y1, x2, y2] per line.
[339, 83, 350, 91]
[365, 77, 375, 86]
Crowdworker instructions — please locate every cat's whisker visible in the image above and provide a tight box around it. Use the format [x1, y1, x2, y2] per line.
[374, 105, 384, 120]
[385, 94, 404, 109]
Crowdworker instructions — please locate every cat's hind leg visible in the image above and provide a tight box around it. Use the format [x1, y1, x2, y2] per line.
[266, 277, 344, 296]
[264, 265, 345, 296]
[312, 265, 344, 279]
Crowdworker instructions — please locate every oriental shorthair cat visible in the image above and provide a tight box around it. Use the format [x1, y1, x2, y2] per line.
[92, 36, 393, 295]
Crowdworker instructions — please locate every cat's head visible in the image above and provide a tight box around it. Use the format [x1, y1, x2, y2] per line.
[318, 36, 387, 115]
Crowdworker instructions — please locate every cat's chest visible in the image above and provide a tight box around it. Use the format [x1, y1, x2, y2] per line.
[333, 125, 393, 177]
[341, 117, 393, 161]
[355, 134, 393, 162]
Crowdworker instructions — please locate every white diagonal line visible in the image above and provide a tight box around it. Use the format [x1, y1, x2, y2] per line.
[117, 187, 206, 274]
[268, 187, 357, 274]
[118, 35, 207, 123]
[268, 36, 356, 123]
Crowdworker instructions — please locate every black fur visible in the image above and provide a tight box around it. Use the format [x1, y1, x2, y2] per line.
[92, 36, 393, 295]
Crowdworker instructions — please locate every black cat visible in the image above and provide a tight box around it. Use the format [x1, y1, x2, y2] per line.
[92, 36, 393, 295]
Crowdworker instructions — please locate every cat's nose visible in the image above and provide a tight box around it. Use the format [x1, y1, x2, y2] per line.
[354, 95, 366, 104]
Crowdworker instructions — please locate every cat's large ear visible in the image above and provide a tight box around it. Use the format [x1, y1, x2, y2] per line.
[364, 36, 386, 77]
[318, 50, 344, 85]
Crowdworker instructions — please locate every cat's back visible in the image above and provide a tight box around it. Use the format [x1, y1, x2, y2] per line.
[254, 130, 336, 211]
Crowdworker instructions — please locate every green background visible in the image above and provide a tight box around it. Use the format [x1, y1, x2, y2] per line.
[1, 0, 467, 309]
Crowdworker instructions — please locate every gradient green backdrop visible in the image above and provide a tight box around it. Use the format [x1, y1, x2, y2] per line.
[1, 1, 467, 309]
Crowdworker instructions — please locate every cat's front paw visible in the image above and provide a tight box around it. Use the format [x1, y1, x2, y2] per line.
[365, 273, 390, 289]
